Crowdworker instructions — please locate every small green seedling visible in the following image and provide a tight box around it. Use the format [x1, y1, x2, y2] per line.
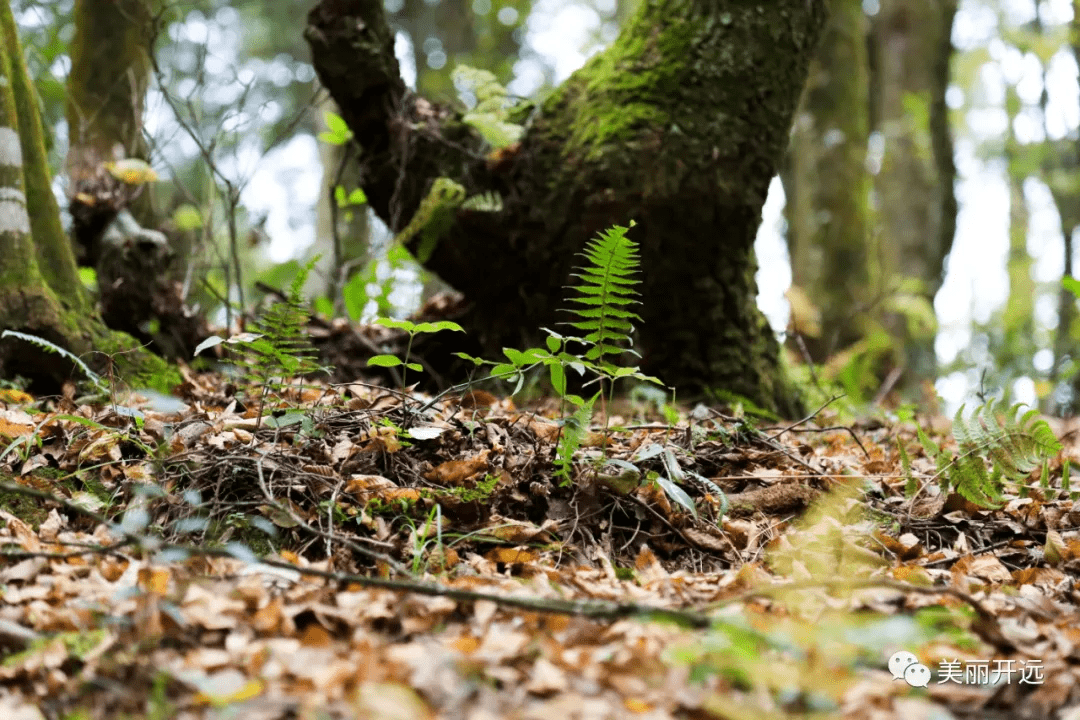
[368, 318, 464, 390]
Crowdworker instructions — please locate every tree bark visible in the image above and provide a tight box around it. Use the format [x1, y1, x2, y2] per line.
[783, 0, 872, 362]
[0, 1, 171, 391]
[872, 0, 958, 386]
[66, 0, 156, 246]
[306, 0, 827, 416]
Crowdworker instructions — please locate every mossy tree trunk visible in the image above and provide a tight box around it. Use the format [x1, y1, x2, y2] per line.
[307, 0, 827, 416]
[783, 0, 872, 362]
[65, 0, 157, 261]
[0, 1, 168, 390]
[872, 0, 959, 387]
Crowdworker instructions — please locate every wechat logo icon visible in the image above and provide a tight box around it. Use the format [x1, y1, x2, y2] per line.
[889, 650, 932, 688]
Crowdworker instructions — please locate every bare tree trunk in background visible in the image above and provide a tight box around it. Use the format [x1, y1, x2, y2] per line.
[307, 0, 827, 415]
[1002, 128, 1035, 377]
[783, 0, 872, 362]
[872, 0, 959, 393]
[65, 0, 207, 360]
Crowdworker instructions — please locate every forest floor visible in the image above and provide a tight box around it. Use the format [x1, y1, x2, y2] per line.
[1, 369, 1079, 720]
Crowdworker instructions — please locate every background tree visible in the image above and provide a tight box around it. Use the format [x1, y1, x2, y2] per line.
[306, 0, 828, 415]
[65, 0, 155, 236]
[0, 2, 166, 388]
[870, 0, 959, 392]
[782, 0, 873, 366]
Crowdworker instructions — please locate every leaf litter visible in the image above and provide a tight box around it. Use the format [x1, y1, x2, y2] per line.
[2, 375, 1080, 719]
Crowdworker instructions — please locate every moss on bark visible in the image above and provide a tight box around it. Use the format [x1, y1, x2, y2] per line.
[308, 0, 827, 416]
[0, 2, 176, 394]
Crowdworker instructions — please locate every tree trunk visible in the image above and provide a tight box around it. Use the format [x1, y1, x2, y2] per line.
[872, 0, 958, 386]
[0, 1, 170, 391]
[62, 0, 206, 360]
[783, 0, 872, 361]
[306, 0, 827, 416]
[66, 0, 156, 250]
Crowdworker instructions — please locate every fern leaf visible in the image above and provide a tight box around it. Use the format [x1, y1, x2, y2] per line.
[561, 223, 642, 363]
[553, 394, 597, 485]
[929, 401, 1060, 508]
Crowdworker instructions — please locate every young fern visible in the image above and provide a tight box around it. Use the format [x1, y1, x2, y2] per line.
[553, 395, 596, 484]
[561, 221, 641, 366]
[241, 260, 324, 391]
[901, 400, 1061, 508]
[0, 330, 106, 391]
[195, 258, 326, 426]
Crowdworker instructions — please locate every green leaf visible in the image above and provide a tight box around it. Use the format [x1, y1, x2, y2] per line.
[348, 188, 368, 205]
[413, 321, 464, 333]
[193, 336, 225, 357]
[549, 363, 566, 396]
[462, 112, 524, 149]
[313, 296, 334, 318]
[375, 317, 417, 332]
[368, 355, 404, 368]
[342, 272, 368, 321]
[520, 347, 551, 362]
[172, 204, 203, 231]
[490, 363, 518, 380]
[654, 473, 698, 519]
[502, 347, 527, 366]
[454, 352, 485, 366]
[320, 110, 352, 145]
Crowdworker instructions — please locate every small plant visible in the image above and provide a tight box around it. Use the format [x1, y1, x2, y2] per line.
[392, 177, 502, 264]
[194, 257, 327, 427]
[367, 318, 465, 390]
[899, 400, 1062, 508]
[452, 65, 524, 149]
[455, 222, 665, 486]
[317, 109, 352, 146]
[405, 503, 445, 575]
[552, 394, 597, 484]
[334, 184, 367, 223]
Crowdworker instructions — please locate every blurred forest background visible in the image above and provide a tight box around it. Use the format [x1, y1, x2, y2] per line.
[11, 0, 1080, 416]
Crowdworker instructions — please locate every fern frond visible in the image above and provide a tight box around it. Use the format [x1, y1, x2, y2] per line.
[238, 258, 326, 396]
[393, 178, 467, 263]
[553, 394, 597, 485]
[460, 191, 503, 213]
[452, 65, 524, 149]
[0, 330, 106, 390]
[925, 400, 1061, 508]
[561, 223, 642, 362]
